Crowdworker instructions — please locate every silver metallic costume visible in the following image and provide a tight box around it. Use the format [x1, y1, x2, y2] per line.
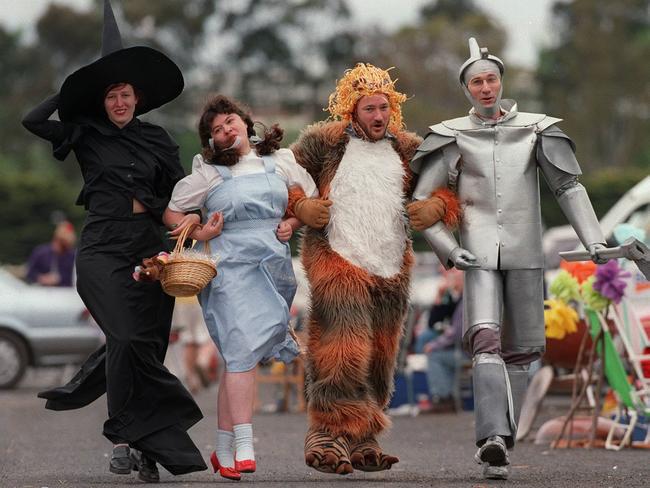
[411, 38, 606, 479]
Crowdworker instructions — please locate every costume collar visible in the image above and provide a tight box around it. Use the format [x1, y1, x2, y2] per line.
[80, 115, 142, 136]
[469, 99, 518, 126]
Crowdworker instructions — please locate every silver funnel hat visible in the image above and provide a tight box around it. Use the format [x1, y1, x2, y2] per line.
[459, 37, 505, 118]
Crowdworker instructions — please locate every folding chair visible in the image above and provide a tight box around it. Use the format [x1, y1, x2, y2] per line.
[584, 308, 650, 450]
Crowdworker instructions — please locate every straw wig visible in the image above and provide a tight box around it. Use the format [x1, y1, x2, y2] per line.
[327, 63, 407, 134]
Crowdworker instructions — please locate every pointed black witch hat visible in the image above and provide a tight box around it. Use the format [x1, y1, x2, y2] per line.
[58, 0, 184, 122]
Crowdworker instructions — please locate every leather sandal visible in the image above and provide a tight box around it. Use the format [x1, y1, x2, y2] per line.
[210, 451, 241, 481]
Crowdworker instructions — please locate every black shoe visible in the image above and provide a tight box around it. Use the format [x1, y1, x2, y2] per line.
[130, 449, 160, 483]
[109, 445, 132, 475]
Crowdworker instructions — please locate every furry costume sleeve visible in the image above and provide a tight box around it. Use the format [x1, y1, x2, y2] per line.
[390, 131, 421, 199]
[290, 121, 349, 192]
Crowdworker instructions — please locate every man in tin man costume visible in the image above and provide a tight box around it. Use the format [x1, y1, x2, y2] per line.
[408, 38, 607, 480]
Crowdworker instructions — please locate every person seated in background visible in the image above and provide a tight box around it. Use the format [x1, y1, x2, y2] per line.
[415, 268, 464, 413]
[171, 296, 219, 394]
[423, 298, 463, 413]
[414, 266, 462, 354]
[25, 220, 76, 287]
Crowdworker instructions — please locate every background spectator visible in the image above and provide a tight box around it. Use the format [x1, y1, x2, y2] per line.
[414, 267, 463, 353]
[423, 299, 464, 413]
[414, 268, 464, 413]
[25, 220, 76, 286]
[171, 297, 219, 394]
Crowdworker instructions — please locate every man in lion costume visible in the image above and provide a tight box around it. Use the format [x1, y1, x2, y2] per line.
[289, 63, 450, 475]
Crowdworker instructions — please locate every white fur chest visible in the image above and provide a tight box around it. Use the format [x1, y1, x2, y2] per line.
[327, 137, 407, 278]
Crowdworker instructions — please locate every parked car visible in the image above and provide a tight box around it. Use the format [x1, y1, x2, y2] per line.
[0, 269, 103, 389]
[542, 225, 582, 270]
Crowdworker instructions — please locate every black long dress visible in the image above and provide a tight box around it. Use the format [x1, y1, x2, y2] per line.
[22, 94, 207, 474]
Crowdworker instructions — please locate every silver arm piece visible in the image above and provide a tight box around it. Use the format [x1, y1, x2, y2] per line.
[560, 237, 650, 280]
[412, 150, 450, 200]
[537, 126, 604, 248]
[412, 149, 464, 268]
[422, 222, 461, 269]
[411, 138, 453, 193]
[555, 184, 606, 248]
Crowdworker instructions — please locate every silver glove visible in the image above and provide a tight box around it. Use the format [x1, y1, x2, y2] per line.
[450, 247, 480, 270]
[587, 243, 608, 264]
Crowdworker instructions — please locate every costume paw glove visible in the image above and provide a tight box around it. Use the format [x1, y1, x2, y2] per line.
[407, 196, 446, 231]
[294, 197, 332, 229]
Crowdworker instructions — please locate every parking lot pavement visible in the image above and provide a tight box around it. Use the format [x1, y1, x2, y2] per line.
[2, 368, 650, 487]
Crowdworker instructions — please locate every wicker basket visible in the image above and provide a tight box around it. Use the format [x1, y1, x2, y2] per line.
[160, 224, 217, 297]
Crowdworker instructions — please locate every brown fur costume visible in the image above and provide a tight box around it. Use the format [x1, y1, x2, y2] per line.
[291, 121, 420, 443]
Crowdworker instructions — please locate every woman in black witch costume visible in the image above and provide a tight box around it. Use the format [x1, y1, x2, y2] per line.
[21, 1, 207, 482]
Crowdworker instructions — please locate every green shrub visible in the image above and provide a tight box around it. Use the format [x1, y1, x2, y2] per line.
[0, 171, 84, 264]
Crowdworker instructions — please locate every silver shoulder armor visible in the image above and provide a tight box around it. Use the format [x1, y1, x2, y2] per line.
[429, 122, 457, 136]
[410, 127, 456, 174]
[502, 111, 548, 127]
[439, 116, 475, 132]
[536, 124, 582, 176]
[439, 112, 553, 130]
[536, 115, 563, 131]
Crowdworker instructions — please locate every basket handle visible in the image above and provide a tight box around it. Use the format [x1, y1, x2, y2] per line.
[171, 223, 213, 254]
[172, 223, 199, 254]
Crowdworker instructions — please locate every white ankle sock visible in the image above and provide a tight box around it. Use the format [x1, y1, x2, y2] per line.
[233, 423, 255, 462]
[215, 430, 235, 468]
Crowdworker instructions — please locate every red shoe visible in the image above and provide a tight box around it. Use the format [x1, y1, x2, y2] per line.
[210, 452, 241, 481]
[234, 459, 256, 473]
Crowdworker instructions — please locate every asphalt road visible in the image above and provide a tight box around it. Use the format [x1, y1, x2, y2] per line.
[1, 367, 649, 488]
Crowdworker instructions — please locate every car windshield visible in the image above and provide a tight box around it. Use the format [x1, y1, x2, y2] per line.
[619, 204, 650, 246]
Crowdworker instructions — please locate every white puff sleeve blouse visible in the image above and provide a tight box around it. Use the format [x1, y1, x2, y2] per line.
[168, 148, 318, 212]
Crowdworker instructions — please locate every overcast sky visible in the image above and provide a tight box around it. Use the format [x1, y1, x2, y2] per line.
[0, 0, 556, 67]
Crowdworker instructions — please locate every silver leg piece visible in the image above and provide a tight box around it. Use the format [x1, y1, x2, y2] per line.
[506, 363, 530, 443]
[473, 353, 516, 448]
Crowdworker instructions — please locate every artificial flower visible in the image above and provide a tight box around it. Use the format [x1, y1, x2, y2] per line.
[593, 260, 630, 304]
[580, 276, 609, 312]
[549, 270, 581, 303]
[560, 260, 597, 284]
[544, 298, 579, 340]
